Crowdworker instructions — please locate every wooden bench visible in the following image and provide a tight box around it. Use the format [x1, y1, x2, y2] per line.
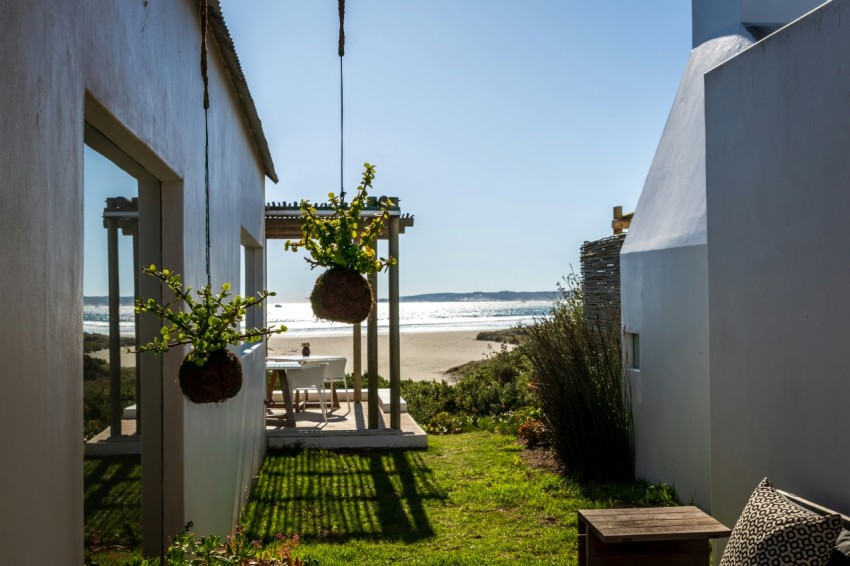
[577, 506, 731, 565]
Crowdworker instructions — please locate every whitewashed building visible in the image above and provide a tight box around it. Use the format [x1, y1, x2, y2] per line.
[621, 0, 828, 513]
[0, 0, 276, 561]
[705, 0, 850, 546]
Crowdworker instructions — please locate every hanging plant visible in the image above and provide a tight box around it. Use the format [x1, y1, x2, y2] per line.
[285, 163, 396, 323]
[134, 265, 285, 403]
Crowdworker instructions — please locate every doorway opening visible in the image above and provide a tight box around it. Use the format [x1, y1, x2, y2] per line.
[82, 121, 163, 559]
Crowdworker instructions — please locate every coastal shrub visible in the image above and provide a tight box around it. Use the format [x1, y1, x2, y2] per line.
[84, 361, 137, 440]
[399, 380, 459, 424]
[398, 346, 537, 434]
[524, 279, 634, 482]
[475, 327, 528, 344]
[85, 354, 110, 381]
[453, 343, 534, 415]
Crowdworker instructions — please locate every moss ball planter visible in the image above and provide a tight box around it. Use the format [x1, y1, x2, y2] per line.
[310, 267, 374, 324]
[178, 349, 243, 404]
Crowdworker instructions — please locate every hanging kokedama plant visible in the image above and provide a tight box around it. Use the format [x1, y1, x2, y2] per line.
[134, 266, 285, 403]
[134, 0, 286, 404]
[285, 163, 396, 323]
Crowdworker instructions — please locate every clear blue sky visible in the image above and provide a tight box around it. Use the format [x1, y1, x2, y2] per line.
[85, 1, 692, 300]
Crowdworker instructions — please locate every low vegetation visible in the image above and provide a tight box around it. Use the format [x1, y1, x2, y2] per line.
[475, 327, 528, 344]
[399, 344, 535, 435]
[85, 332, 136, 354]
[84, 354, 136, 440]
[524, 281, 633, 482]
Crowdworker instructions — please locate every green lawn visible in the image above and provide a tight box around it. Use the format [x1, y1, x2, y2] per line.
[84, 454, 142, 557]
[83, 433, 675, 565]
[240, 432, 675, 565]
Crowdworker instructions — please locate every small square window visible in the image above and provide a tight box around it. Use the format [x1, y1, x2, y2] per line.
[626, 332, 640, 370]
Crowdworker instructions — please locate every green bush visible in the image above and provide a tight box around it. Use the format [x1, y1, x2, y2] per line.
[398, 345, 537, 434]
[85, 354, 110, 381]
[399, 379, 458, 424]
[454, 343, 535, 415]
[84, 364, 137, 440]
[523, 278, 634, 482]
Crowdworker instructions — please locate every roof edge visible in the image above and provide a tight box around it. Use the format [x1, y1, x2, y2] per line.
[208, 0, 279, 183]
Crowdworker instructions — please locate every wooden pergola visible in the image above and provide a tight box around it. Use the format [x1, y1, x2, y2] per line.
[265, 201, 415, 430]
[102, 196, 142, 438]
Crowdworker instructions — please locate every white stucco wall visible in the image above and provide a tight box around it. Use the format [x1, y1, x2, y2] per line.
[705, 0, 850, 544]
[0, 0, 269, 560]
[740, 0, 826, 25]
[692, 0, 826, 47]
[621, 31, 754, 510]
[692, 0, 742, 48]
[622, 247, 710, 506]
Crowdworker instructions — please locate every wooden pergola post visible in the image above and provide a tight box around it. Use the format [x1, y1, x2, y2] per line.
[389, 215, 401, 430]
[367, 249, 379, 429]
[132, 223, 141, 434]
[106, 215, 122, 437]
[104, 197, 142, 438]
[353, 322, 362, 403]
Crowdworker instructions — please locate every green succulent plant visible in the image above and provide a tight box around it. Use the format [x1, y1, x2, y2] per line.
[284, 162, 396, 274]
[134, 265, 284, 365]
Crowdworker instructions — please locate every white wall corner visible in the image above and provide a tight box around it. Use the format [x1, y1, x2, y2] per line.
[740, 0, 827, 27]
[692, 0, 742, 48]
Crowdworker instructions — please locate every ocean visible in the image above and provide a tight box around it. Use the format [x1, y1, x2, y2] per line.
[83, 300, 552, 337]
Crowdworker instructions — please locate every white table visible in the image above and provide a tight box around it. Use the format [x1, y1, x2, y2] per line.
[266, 360, 328, 427]
[268, 356, 347, 408]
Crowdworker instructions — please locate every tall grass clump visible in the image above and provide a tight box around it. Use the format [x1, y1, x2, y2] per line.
[524, 277, 633, 482]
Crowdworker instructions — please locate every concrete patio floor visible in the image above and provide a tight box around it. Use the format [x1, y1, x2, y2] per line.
[265, 399, 428, 450]
[86, 392, 427, 455]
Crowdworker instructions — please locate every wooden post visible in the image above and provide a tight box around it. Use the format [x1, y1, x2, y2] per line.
[613, 206, 623, 234]
[353, 323, 362, 403]
[388, 216, 401, 430]
[132, 223, 141, 434]
[367, 245, 379, 429]
[106, 216, 122, 437]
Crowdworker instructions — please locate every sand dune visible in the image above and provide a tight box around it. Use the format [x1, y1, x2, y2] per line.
[268, 330, 505, 382]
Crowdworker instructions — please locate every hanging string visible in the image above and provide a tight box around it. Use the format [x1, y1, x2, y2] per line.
[338, 0, 346, 204]
[200, 0, 212, 287]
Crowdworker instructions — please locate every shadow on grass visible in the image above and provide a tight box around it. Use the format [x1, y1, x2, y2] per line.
[84, 454, 142, 549]
[241, 448, 447, 544]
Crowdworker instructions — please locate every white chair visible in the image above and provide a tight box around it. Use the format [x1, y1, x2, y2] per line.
[286, 364, 328, 423]
[322, 358, 350, 410]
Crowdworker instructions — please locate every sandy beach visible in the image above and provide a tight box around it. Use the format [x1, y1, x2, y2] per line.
[90, 330, 507, 382]
[268, 330, 506, 382]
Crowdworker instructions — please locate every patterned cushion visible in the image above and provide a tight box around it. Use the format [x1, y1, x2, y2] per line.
[720, 478, 843, 566]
